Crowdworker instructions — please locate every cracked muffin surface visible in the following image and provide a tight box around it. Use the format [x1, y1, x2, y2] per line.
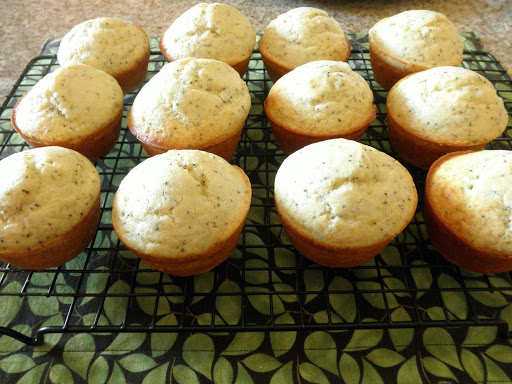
[13, 64, 123, 144]
[58, 18, 149, 77]
[160, 3, 255, 66]
[265, 61, 374, 135]
[369, 10, 463, 67]
[0, 146, 100, 251]
[274, 139, 417, 248]
[387, 66, 507, 145]
[127, 58, 250, 151]
[112, 150, 251, 258]
[258, 7, 350, 70]
[427, 150, 512, 254]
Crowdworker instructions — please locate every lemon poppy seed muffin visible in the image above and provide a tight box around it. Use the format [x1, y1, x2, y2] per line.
[160, 3, 256, 76]
[369, 10, 463, 90]
[127, 58, 251, 161]
[274, 139, 417, 267]
[112, 150, 251, 276]
[387, 66, 508, 169]
[11, 64, 123, 162]
[258, 7, 351, 83]
[0, 147, 101, 270]
[58, 18, 150, 93]
[264, 61, 376, 154]
[425, 150, 512, 274]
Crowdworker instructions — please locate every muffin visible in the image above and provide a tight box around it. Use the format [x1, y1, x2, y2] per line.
[369, 10, 463, 90]
[127, 58, 251, 161]
[112, 150, 251, 276]
[424, 150, 512, 274]
[387, 66, 508, 169]
[264, 60, 376, 154]
[160, 3, 256, 77]
[0, 147, 101, 270]
[58, 18, 150, 93]
[11, 64, 123, 162]
[258, 7, 351, 83]
[274, 139, 417, 267]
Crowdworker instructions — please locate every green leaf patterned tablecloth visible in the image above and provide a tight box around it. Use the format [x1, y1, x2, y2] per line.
[0, 34, 511, 383]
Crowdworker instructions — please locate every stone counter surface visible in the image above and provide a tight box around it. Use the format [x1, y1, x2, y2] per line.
[0, 0, 511, 103]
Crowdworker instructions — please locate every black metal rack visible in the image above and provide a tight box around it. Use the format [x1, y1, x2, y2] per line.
[0, 36, 511, 346]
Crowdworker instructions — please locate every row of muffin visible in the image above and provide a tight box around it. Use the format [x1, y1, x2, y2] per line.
[0, 142, 420, 273]
[53, 5, 465, 88]
[12, 58, 508, 171]
[1, 142, 511, 276]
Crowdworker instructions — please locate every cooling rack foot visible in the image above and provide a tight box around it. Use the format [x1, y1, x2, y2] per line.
[0, 326, 44, 346]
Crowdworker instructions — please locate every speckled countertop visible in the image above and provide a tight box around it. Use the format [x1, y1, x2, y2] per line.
[0, 0, 511, 103]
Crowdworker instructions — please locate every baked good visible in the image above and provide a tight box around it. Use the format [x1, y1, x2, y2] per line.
[0, 147, 101, 270]
[258, 7, 351, 83]
[387, 66, 508, 169]
[274, 139, 417, 267]
[112, 150, 251, 276]
[58, 18, 150, 93]
[160, 3, 256, 76]
[127, 58, 251, 161]
[11, 64, 123, 162]
[264, 60, 376, 154]
[424, 150, 512, 274]
[369, 10, 463, 90]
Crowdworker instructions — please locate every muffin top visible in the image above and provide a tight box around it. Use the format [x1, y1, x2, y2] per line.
[58, 18, 149, 76]
[265, 61, 374, 135]
[369, 10, 463, 67]
[128, 58, 250, 148]
[388, 67, 507, 145]
[428, 150, 512, 254]
[160, 3, 256, 65]
[274, 139, 417, 248]
[113, 150, 251, 258]
[0, 147, 100, 251]
[258, 7, 350, 70]
[13, 64, 123, 143]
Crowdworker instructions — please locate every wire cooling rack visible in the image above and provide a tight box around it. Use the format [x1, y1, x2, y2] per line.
[0, 35, 511, 346]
